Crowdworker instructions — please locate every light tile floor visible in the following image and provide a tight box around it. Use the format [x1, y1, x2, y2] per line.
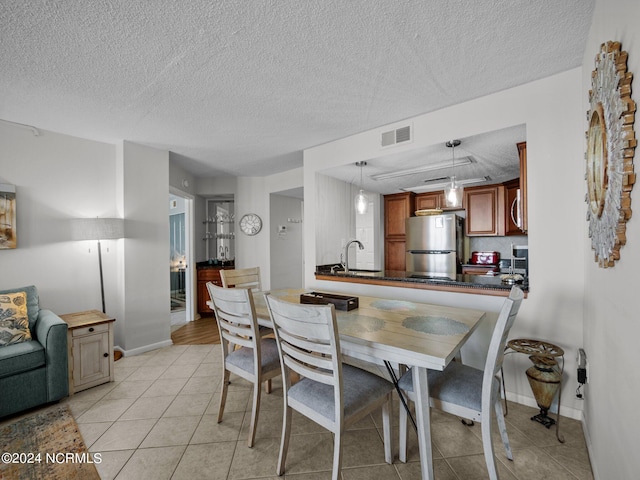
[56, 344, 592, 479]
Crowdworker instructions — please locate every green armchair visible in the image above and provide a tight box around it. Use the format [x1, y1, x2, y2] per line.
[0, 285, 69, 418]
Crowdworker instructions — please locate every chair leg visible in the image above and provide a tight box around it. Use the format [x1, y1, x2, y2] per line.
[495, 398, 513, 460]
[247, 379, 262, 447]
[481, 412, 499, 480]
[264, 378, 272, 394]
[332, 429, 343, 480]
[218, 369, 230, 423]
[277, 405, 292, 476]
[382, 393, 393, 464]
[399, 396, 409, 463]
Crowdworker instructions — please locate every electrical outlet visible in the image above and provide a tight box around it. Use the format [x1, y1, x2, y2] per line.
[577, 367, 587, 384]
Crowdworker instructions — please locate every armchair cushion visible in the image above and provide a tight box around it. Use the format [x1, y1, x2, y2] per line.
[0, 340, 45, 377]
[0, 291, 32, 346]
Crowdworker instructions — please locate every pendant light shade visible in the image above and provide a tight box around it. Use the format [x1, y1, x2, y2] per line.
[355, 161, 368, 215]
[444, 140, 463, 208]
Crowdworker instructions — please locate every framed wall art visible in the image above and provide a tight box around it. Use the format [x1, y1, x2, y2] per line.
[0, 184, 17, 249]
[586, 41, 637, 267]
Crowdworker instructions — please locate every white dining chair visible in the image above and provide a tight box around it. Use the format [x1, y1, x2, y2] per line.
[220, 266, 262, 291]
[398, 285, 524, 479]
[265, 294, 394, 480]
[206, 283, 281, 447]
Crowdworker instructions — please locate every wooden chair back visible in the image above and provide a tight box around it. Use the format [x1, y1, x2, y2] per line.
[482, 285, 525, 404]
[220, 266, 262, 291]
[265, 294, 342, 425]
[206, 282, 261, 360]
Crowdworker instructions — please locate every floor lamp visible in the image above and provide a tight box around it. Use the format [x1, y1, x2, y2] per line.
[71, 217, 124, 313]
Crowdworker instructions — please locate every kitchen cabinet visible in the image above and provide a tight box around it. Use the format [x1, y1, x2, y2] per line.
[61, 310, 115, 395]
[384, 192, 414, 236]
[415, 190, 464, 211]
[385, 237, 407, 271]
[465, 185, 505, 236]
[415, 191, 444, 210]
[384, 192, 414, 271]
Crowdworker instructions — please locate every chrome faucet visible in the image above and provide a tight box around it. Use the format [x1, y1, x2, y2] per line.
[342, 239, 364, 273]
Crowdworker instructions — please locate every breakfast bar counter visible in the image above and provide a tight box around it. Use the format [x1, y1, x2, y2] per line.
[315, 265, 528, 297]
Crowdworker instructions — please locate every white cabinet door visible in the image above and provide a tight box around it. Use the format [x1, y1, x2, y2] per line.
[72, 331, 110, 389]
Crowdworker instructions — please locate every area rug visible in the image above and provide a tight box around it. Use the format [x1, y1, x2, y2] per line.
[0, 405, 100, 480]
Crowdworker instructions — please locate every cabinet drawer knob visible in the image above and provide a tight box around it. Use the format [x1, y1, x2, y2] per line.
[89, 327, 94, 332]
[104, 353, 109, 358]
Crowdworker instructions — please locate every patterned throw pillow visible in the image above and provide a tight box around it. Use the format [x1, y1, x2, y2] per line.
[0, 291, 32, 346]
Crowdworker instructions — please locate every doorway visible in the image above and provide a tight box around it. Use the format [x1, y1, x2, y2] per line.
[169, 190, 194, 327]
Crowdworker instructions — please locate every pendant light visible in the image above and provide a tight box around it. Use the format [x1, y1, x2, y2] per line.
[354, 161, 368, 215]
[444, 140, 463, 208]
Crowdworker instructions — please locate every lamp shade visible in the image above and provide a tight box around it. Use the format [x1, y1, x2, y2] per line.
[444, 179, 463, 208]
[71, 218, 125, 241]
[355, 189, 368, 215]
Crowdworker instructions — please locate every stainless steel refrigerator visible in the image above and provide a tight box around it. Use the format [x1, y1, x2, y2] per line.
[405, 214, 463, 278]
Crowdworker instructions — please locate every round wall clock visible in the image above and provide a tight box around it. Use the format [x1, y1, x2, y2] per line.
[586, 41, 636, 267]
[239, 213, 262, 236]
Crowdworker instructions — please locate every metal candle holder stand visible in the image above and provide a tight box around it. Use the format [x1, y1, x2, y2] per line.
[503, 339, 565, 443]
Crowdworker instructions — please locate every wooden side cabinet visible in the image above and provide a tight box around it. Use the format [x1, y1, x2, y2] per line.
[197, 265, 229, 314]
[61, 310, 115, 395]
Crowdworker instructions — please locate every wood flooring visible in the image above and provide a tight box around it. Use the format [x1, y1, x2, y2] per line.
[171, 315, 220, 345]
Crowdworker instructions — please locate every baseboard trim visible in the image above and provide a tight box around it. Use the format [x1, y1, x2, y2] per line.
[581, 410, 599, 479]
[505, 391, 582, 421]
[114, 339, 173, 357]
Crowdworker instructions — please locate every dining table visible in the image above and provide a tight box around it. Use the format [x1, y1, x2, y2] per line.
[251, 288, 487, 480]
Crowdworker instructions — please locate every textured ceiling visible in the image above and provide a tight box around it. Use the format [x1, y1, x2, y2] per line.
[0, 1, 594, 179]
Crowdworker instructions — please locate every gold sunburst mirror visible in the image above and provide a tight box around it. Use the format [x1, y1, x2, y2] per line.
[586, 41, 637, 267]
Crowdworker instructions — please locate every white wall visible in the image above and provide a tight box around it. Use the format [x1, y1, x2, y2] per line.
[0, 124, 173, 356]
[0, 122, 119, 314]
[234, 167, 304, 290]
[304, 69, 587, 419]
[315, 173, 356, 265]
[118, 141, 172, 353]
[270, 194, 303, 289]
[581, 1, 640, 478]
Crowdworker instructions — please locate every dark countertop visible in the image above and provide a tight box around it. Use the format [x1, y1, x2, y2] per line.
[315, 264, 528, 294]
[196, 260, 235, 269]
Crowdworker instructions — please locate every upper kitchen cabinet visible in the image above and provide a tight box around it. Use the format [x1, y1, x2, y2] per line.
[415, 191, 442, 211]
[415, 190, 466, 211]
[465, 185, 506, 236]
[384, 192, 414, 270]
[384, 192, 414, 237]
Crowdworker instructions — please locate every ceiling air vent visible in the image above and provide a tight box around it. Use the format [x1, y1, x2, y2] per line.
[381, 124, 412, 148]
